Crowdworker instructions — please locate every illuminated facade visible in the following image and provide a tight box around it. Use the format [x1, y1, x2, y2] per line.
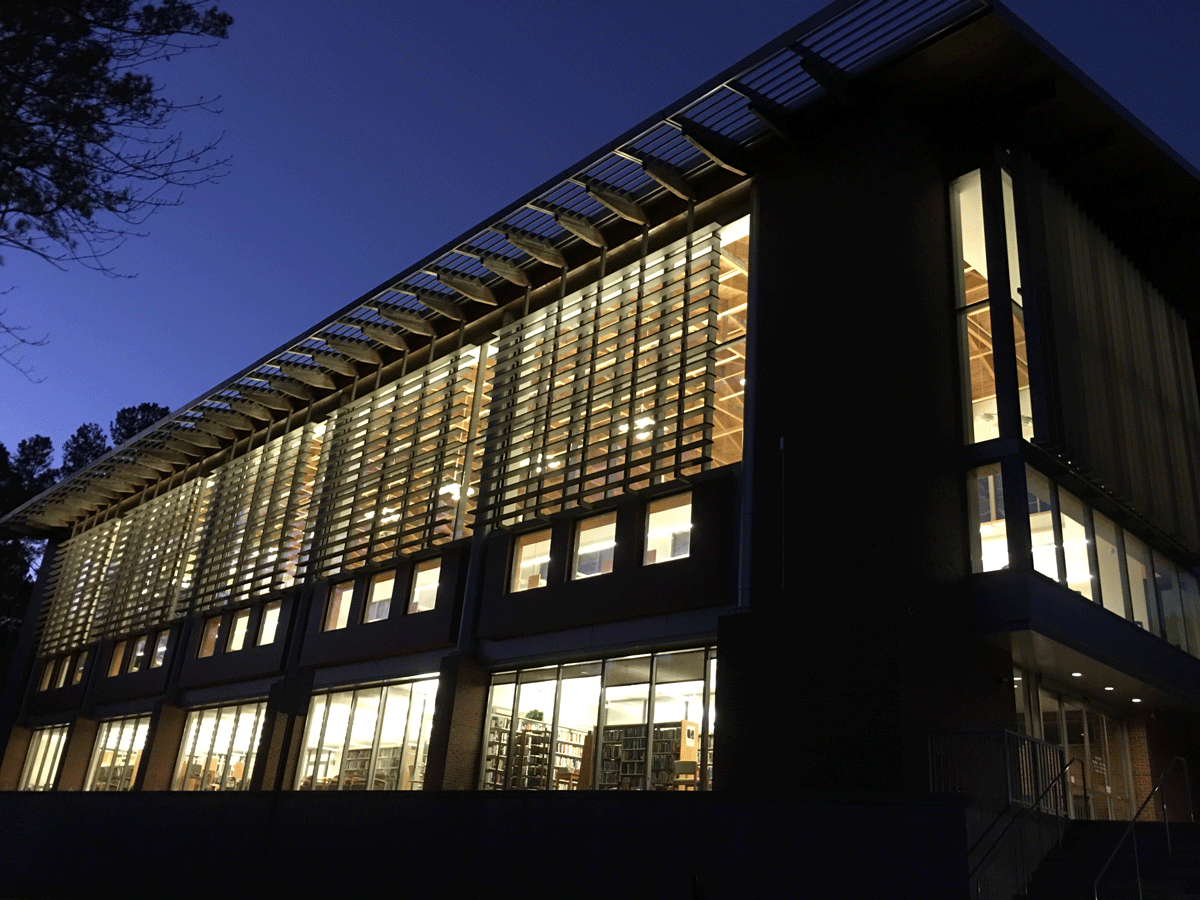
[3, 2, 1200, 897]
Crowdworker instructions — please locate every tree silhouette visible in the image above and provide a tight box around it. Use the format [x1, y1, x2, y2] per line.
[61, 422, 110, 476]
[111, 402, 170, 446]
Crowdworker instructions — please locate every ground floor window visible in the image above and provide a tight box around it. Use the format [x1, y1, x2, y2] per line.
[19, 724, 69, 791]
[482, 647, 715, 791]
[85, 715, 150, 791]
[173, 701, 267, 791]
[296, 675, 438, 790]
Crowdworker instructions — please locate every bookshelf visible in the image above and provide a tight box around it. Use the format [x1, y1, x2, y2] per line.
[599, 720, 698, 790]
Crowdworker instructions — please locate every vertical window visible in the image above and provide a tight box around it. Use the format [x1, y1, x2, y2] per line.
[296, 676, 438, 791]
[573, 512, 616, 580]
[72, 651, 87, 685]
[19, 725, 69, 791]
[1002, 170, 1034, 441]
[324, 581, 353, 631]
[645, 494, 691, 565]
[968, 464, 1007, 573]
[258, 600, 281, 645]
[37, 660, 55, 692]
[226, 609, 250, 652]
[1154, 553, 1186, 651]
[408, 559, 440, 613]
[511, 530, 551, 592]
[364, 572, 394, 623]
[952, 171, 996, 443]
[173, 701, 266, 791]
[1026, 469, 1059, 582]
[1124, 534, 1157, 632]
[651, 650, 705, 790]
[1180, 571, 1200, 661]
[1058, 490, 1094, 601]
[1092, 512, 1127, 618]
[197, 617, 221, 658]
[108, 640, 127, 676]
[127, 635, 148, 673]
[150, 631, 169, 668]
[54, 656, 71, 689]
[85, 715, 150, 791]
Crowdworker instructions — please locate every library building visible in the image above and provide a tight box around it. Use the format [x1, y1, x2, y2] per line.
[4, 1, 1200, 897]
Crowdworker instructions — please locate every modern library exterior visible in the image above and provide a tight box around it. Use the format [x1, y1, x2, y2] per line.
[4, 2, 1200, 896]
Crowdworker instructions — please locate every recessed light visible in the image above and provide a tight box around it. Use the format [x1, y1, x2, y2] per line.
[1072, 672, 1083, 677]
[1132, 698, 1142, 703]
[1104, 686, 1114, 691]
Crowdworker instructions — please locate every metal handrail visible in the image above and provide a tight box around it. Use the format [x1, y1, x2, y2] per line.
[1093, 755, 1195, 900]
[970, 756, 1077, 897]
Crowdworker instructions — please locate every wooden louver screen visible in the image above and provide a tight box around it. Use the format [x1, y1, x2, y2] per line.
[180, 423, 324, 613]
[307, 349, 491, 578]
[87, 479, 204, 641]
[476, 226, 722, 526]
[39, 518, 122, 654]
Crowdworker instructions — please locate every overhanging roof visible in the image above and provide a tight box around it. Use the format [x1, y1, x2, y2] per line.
[9, 0, 1200, 536]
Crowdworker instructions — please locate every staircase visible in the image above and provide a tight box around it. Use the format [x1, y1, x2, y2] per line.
[1019, 821, 1200, 899]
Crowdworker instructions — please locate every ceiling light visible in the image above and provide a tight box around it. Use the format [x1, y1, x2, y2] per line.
[1071, 672, 1082, 677]
[1104, 686, 1114, 691]
[1132, 698, 1142, 703]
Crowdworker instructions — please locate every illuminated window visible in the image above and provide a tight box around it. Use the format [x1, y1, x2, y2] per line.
[258, 600, 281, 645]
[173, 701, 267, 791]
[573, 512, 616, 580]
[324, 581, 354, 631]
[511, 530, 551, 592]
[108, 640, 127, 676]
[127, 635, 148, 673]
[54, 656, 70, 689]
[72, 651, 87, 685]
[197, 617, 221, 658]
[85, 715, 150, 791]
[364, 572, 394, 623]
[227, 609, 250, 652]
[37, 660, 55, 692]
[19, 725, 69, 791]
[296, 676, 439, 791]
[150, 631, 169, 668]
[409, 559, 440, 613]
[645, 494, 691, 565]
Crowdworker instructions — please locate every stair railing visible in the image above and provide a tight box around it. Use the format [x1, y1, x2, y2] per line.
[969, 755, 1077, 899]
[1093, 755, 1194, 900]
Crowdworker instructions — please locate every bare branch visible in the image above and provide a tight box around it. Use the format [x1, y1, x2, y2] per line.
[0, 307, 47, 382]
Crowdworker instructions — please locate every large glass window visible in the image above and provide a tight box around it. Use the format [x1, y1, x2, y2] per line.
[482, 647, 716, 792]
[1058, 490, 1094, 601]
[969, 464, 1007, 573]
[150, 631, 169, 668]
[173, 701, 266, 791]
[85, 715, 150, 791]
[1026, 468, 1059, 582]
[573, 512, 616, 580]
[296, 676, 438, 791]
[258, 600, 281, 645]
[19, 725, 69, 791]
[511, 529, 551, 592]
[197, 617, 220, 658]
[1154, 553, 1186, 651]
[227, 609, 250, 652]
[645, 493, 691, 565]
[108, 640, 126, 676]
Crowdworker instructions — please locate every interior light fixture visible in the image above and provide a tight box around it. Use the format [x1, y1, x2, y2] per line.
[1071, 672, 1082, 677]
[1132, 698, 1142, 703]
[1104, 686, 1114, 691]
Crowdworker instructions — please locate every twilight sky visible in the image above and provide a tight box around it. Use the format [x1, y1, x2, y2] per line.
[1, 0, 1198, 460]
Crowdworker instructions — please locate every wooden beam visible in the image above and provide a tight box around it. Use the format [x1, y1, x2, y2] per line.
[438, 272, 496, 306]
[309, 350, 358, 377]
[193, 419, 238, 440]
[322, 335, 383, 365]
[480, 255, 530, 286]
[556, 213, 606, 248]
[586, 185, 649, 225]
[268, 376, 314, 401]
[227, 398, 274, 421]
[163, 438, 208, 457]
[142, 446, 193, 465]
[278, 361, 337, 390]
[410, 291, 466, 321]
[170, 427, 221, 449]
[370, 311, 429, 339]
[237, 387, 294, 411]
[503, 230, 568, 268]
[202, 409, 255, 430]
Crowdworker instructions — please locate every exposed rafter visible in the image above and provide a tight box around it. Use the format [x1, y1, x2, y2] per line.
[502, 229, 568, 268]
[322, 335, 383, 366]
[437, 272, 496, 306]
[586, 184, 649, 225]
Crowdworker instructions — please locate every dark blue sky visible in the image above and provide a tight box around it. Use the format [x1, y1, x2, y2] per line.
[2, 0, 1198, 459]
